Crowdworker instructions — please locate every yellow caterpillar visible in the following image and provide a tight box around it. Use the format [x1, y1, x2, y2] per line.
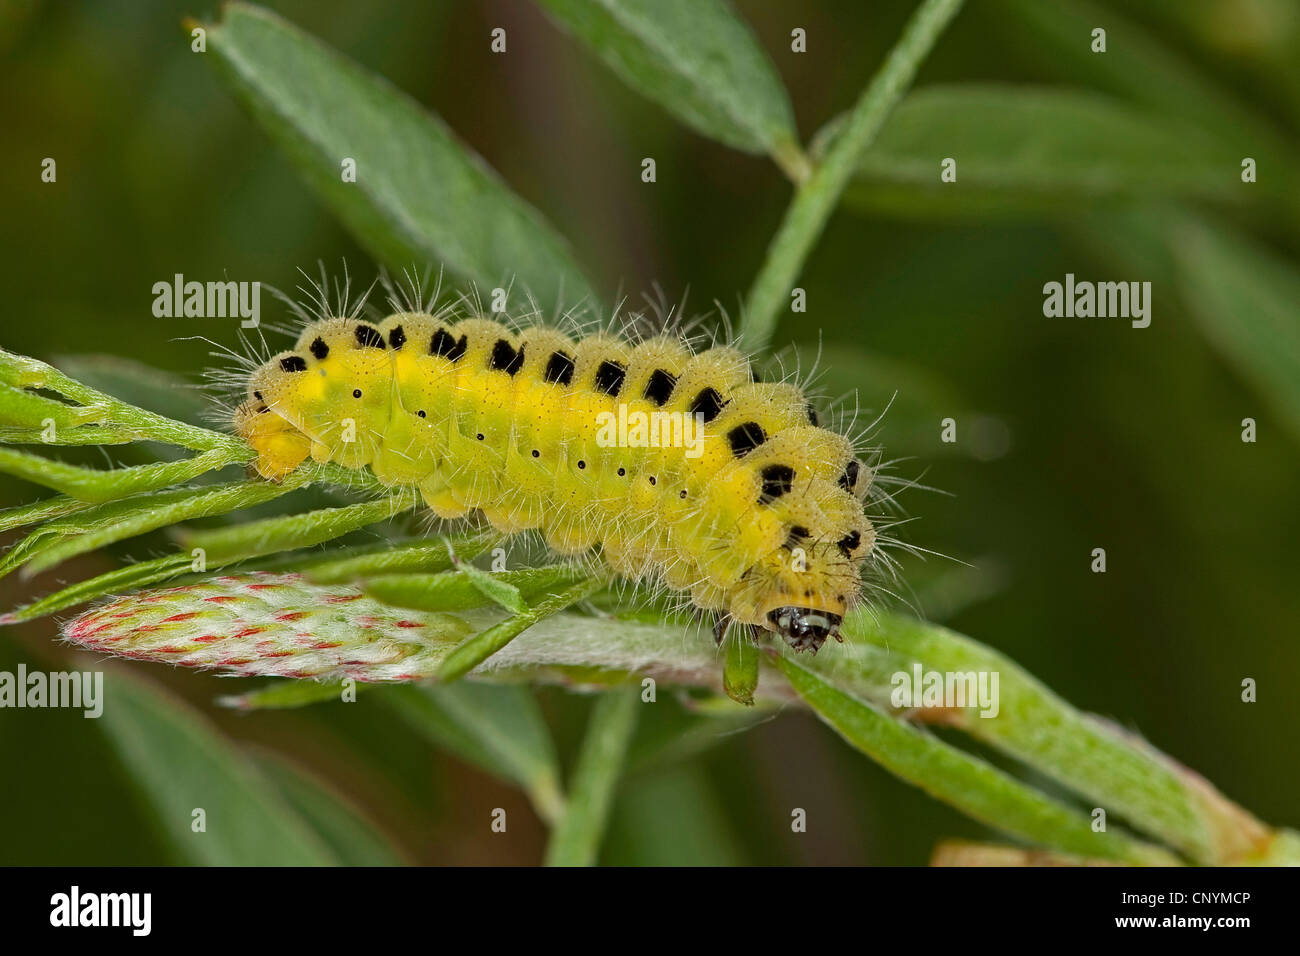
[234, 299, 875, 652]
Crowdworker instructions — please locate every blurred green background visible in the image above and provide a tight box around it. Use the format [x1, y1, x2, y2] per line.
[1, 0, 1298, 865]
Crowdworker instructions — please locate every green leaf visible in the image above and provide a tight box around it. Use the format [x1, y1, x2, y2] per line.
[9, 478, 300, 577]
[219, 679, 358, 711]
[0, 554, 191, 625]
[181, 495, 412, 563]
[775, 653, 1175, 865]
[60, 571, 1298, 862]
[0, 382, 102, 430]
[837, 85, 1254, 218]
[301, 530, 499, 584]
[452, 561, 528, 615]
[1170, 215, 1300, 446]
[253, 751, 405, 865]
[2, 497, 414, 624]
[364, 565, 582, 613]
[840, 610, 1272, 865]
[605, 766, 745, 865]
[0, 494, 92, 534]
[53, 355, 210, 428]
[992, 0, 1293, 172]
[0, 348, 244, 454]
[437, 576, 605, 681]
[96, 668, 338, 865]
[0, 446, 242, 503]
[202, 2, 596, 307]
[384, 683, 566, 824]
[536, 0, 802, 170]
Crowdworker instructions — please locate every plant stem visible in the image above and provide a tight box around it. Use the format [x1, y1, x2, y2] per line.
[544, 685, 640, 866]
[742, 0, 965, 351]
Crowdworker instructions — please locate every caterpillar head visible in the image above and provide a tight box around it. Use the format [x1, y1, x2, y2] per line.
[767, 607, 843, 653]
[761, 527, 872, 652]
[730, 483, 875, 653]
[241, 318, 395, 469]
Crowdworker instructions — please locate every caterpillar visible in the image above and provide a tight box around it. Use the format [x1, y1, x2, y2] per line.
[231, 283, 878, 653]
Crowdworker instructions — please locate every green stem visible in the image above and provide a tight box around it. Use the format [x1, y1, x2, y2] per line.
[742, 0, 965, 351]
[544, 686, 641, 866]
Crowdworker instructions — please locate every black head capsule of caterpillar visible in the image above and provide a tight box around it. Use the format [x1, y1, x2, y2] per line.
[767, 607, 843, 653]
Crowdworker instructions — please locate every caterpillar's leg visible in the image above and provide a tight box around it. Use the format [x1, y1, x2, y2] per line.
[713, 612, 731, 645]
[713, 612, 763, 645]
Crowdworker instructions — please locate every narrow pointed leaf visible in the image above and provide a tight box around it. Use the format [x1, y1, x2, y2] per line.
[536, 0, 801, 166]
[0, 446, 241, 503]
[302, 530, 499, 584]
[385, 683, 566, 824]
[364, 565, 582, 613]
[253, 752, 405, 865]
[838, 85, 1258, 219]
[1172, 215, 1300, 446]
[452, 561, 528, 615]
[436, 576, 606, 681]
[202, 2, 596, 306]
[776, 653, 1175, 865]
[96, 668, 338, 865]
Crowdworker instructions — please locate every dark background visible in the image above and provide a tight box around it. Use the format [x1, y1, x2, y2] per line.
[1, 0, 1297, 864]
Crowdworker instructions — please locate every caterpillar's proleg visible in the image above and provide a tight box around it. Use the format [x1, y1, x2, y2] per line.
[237, 308, 876, 652]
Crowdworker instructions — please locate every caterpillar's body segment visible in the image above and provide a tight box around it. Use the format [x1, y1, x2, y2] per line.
[236, 310, 875, 652]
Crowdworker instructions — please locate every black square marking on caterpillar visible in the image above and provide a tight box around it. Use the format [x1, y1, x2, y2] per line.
[430, 328, 467, 361]
[727, 422, 767, 457]
[354, 324, 386, 349]
[490, 339, 524, 375]
[837, 530, 861, 556]
[309, 337, 329, 360]
[643, 369, 677, 406]
[544, 350, 575, 385]
[594, 360, 627, 396]
[689, 387, 724, 423]
[279, 355, 308, 373]
[806, 404, 819, 426]
[784, 525, 810, 550]
[388, 325, 407, 350]
[759, 464, 795, 503]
